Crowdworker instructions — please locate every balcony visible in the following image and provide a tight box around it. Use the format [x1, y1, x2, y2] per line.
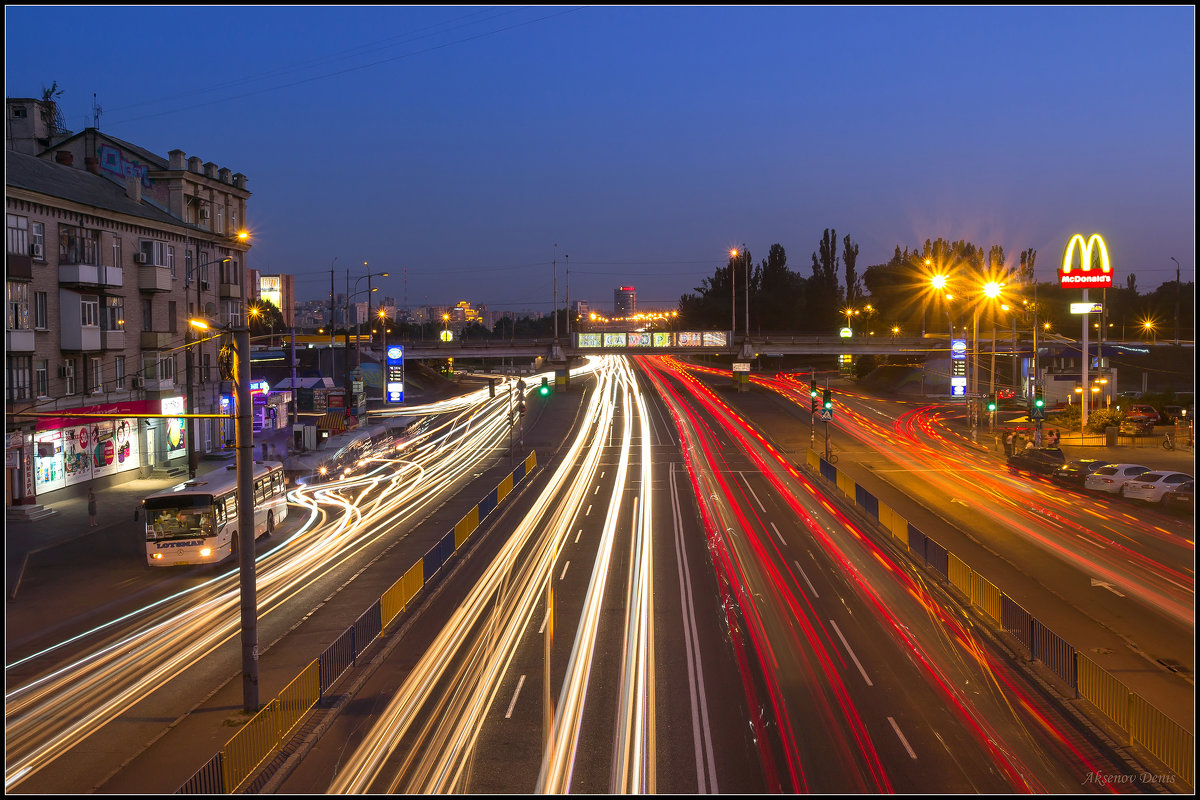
[59, 263, 124, 289]
[5, 329, 35, 352]
[138, 264, 174, 292]
[60, 325, 101, 352]
[219, 282, 241, 299]
[101, 329, 126, 350]
[143, 375, 176, 393]
[140, 330, 174, 350]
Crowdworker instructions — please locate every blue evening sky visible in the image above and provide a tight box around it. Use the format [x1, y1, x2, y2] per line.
[5, 5, 1194, 314]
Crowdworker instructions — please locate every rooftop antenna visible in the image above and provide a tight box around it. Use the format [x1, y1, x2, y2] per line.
[92, 93, 102, 129]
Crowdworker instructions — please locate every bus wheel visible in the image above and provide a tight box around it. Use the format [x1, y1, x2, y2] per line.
[230, 534, 238, 560]
[266, 511, 275, 535]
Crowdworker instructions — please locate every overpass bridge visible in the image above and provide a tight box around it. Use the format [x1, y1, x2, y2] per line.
[381, 332, 956, 361]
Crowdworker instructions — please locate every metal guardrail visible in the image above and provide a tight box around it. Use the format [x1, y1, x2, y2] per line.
[176, 451, 538, 793]
[809, 448, 1194, 790]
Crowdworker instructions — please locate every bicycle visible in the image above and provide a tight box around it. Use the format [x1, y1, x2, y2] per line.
[1162, 432, 1175, 451]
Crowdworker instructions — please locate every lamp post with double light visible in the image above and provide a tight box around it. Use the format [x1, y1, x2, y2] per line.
[188, 314, 258, 712]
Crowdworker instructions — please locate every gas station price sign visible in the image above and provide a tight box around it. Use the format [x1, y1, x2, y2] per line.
[386, 346, 404, 404]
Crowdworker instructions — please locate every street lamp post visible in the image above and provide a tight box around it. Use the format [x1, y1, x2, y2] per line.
[189, 316, 258, 712]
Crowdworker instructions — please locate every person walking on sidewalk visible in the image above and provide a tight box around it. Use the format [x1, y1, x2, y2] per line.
[88, 488, 98, 527]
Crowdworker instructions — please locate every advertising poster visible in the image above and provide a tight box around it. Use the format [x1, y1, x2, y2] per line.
[577, 333, 602, 348]
[34, 429, 65, 493]
[162, 396, 187, 458]
[702, 332, 728, 347]
[677, 332, 702, 346]
[603, 333, 627, 348]
[628, 332, 651, 347]
[63, 424, 96, 485]
[653, 332, 672, 347]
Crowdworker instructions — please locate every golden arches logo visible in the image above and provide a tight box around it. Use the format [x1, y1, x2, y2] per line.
[1059, 233, 1113, 288]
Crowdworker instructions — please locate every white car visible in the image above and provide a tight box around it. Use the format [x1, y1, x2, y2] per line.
[1084, 463, 1151, 494]
[1121, 471, 1194, 504]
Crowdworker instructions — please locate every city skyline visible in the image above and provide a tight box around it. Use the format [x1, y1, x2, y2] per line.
[5, 5, 1194, 312]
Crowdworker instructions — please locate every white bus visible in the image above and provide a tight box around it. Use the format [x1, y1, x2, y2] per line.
[143, 461, 288, 567]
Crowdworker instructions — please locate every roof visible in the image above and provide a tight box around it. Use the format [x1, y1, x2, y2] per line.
[5, 149, 181, 227]
[316, 410, 346, 432]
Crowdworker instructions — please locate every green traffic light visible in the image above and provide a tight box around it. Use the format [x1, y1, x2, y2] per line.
[539, 386, 550, 396]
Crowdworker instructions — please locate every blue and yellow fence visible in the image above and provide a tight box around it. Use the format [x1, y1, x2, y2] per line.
[805, 448, 1193, 790]
[178, 451, 538, 794]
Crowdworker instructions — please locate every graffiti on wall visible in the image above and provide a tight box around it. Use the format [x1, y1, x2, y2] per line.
[97, 143, 151, 188]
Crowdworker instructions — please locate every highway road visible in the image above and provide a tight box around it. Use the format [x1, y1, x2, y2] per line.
[277, 355, 1147, 793]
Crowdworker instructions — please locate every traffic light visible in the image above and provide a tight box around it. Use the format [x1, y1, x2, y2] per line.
[810, 378, 819, 413]
[518, 398, 527, 416]
[539, 376, 550, 397]
[986, 395, 997, 413]
[822, 388, 832, 411]
[1034, 387, 1044, 409]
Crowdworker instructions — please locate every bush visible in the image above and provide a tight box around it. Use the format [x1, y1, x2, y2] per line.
[1085, 407, 1124, 434]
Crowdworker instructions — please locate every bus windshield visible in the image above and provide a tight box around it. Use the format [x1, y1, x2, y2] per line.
[144, 496, 214, 539]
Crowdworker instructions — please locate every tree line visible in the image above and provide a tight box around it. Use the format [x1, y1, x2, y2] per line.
[677, 232, 1194, 341]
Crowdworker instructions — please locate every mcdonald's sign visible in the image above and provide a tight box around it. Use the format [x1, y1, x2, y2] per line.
[1059, 233, 1113, 288]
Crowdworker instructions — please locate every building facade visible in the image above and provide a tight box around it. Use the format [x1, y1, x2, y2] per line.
[614, 286, 636, 317]
[5, 98, 251, 509]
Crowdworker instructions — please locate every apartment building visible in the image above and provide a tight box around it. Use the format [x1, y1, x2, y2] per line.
[5, 98, 251, 508]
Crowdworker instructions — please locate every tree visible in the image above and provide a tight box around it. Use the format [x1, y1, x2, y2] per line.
[843, 234, 861, 308]
[1017, 248, 1036, 286]
[806, 229, 842, 331]
[753, 243, 806, 331]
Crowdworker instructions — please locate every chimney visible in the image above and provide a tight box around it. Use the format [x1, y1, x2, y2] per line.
[168, 149, 186, 170]
[84, 156, 100, 174]
[54, 150, 74, 167]
[125, 175, 142, 204]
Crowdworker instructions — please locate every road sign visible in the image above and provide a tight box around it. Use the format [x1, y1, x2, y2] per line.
[1031, 407, 1045, 420]
[820, 409, 833, 421]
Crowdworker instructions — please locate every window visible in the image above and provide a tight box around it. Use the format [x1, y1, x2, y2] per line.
[159, 355, 175, 381]
[223, 300, 241, 327]
[139, 240, 171, 268]
[34, 291, 48, 329]
[185, 249, 193, 286]
[142, 356, 158, 381]
[217, 206, 224, 234]
[202, 352, 212, 383]
[12, 106, 27, 119]
[7, 355, 32, 401]
[103, 296, 124, 331]
[31, 222, 45, 261]
[115, 356, 126, 390]
[200, 253, 210, 289]
[112, 235, 122, 268]
[7, 281, 30, 330]
[142, 298, 153, 331]
[60, 226, 99, 265]
[64, 360, 76, 396]
[7, 214, 29, 255]
[36, 360, 49, 398]
[168, 301, 178, 333]
[89, 356, 103, 394]
[81, 296, 99, 327]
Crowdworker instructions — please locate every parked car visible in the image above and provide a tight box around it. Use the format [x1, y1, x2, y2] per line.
[1161, 480, 1193, 515]
[1121, 471, 1194, 504]
[1084, 464, 1152, 495]
[1162, 404, 1191, 424]
[1050, 459, 1113, 488]
[1007, 446, 1066, 476]
[1125, 404, 1162, 426]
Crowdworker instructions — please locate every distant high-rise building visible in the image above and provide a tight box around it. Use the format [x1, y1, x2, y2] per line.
[614, 286, 636, 317]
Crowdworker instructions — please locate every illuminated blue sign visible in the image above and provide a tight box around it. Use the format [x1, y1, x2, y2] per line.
[386, 345, 404, 404]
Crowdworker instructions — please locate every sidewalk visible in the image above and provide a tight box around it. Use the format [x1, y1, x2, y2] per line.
[5, 426, 298, 597]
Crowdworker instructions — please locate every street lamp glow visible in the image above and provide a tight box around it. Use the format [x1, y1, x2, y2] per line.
[188, 318, 210, 330]
[931, 274, 947, 291]
[983, 281, 1003, 299]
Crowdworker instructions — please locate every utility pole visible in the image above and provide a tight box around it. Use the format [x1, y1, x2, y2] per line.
[1171, 256, 1180, 344]
[234, 323, 259, 712]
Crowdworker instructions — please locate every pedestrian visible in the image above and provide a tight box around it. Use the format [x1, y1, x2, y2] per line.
[1025, 437, 1035, 450]
[88, 488, 98, 527]
[1004, 431, 1014, 457]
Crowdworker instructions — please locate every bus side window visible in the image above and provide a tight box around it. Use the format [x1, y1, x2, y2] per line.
[273, 472, 283, 495]
[225, 495, 237, 519]
[215, 502, 226, 527]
